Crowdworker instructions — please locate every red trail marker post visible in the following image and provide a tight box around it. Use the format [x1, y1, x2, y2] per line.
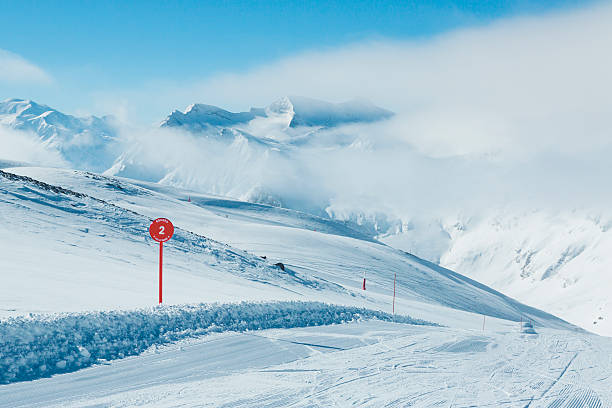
[149, 218, 174, 304]
[393, 272, 396, 315]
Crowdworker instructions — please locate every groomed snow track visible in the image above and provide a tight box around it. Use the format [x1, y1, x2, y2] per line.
[0, 301, 433, 384]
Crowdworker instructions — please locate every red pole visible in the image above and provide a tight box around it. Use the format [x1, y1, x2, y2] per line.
[159, 241, 163, 304]
[393, 272, 396, 315]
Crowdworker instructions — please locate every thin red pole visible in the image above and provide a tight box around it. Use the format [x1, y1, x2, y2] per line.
[393, 272, 396, 315]
[159, 241, 163, 304]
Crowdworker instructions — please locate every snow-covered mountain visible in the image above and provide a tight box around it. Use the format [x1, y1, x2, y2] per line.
[378, 209, 612, 336]
[161, 96, 394, 132]
[161, 103, 262, 130]
[0, 98, 119, 172]
[106, 96, 396, 210]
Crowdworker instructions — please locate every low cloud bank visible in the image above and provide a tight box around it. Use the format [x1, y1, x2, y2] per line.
[0, 49, 52, 84]
[6, 2, 612, 224]
[91, 1, 612, 221]
[0, 127, 66, 168]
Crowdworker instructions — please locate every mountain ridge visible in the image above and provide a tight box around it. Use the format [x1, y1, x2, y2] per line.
[161, 96, 394, 132]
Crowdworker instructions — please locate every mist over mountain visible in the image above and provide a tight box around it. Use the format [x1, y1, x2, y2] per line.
[106, 96, 397, 212]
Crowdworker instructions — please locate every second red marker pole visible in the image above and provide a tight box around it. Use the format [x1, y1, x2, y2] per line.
[159, 241, 163, 304]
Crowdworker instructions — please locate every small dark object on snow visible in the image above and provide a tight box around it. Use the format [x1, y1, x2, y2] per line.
[260, 256, 267, 260]
[275, 262, 285, 271]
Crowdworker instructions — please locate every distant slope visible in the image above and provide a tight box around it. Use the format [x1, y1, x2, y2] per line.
[378, 210, 612, 336]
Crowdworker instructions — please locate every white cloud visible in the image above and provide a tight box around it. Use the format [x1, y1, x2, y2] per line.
[94, 1, 612, 217]
[0, 127, 65, 167]
[106, 1, 612, 158]
[0, 49, 52, 84]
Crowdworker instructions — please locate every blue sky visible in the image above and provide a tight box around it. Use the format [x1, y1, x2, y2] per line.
[0, 0, 600, 121]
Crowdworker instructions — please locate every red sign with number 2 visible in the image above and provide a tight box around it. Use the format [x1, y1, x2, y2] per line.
[149, 218, 174, 304]
[149, 218, 174, 242]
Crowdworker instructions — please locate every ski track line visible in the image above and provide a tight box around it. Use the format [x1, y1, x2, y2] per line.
[513, 335, 610, 401]
[298, 371, 381, 405]
[243, 333, 347, 351]
[524, 352, 578, 408]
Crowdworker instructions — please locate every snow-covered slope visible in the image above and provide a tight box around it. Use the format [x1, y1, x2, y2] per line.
[1, 167, 569, 330]
[0, 99, 118, 172]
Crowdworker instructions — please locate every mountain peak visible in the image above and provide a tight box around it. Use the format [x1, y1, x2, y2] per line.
[0, 98, 51, 117]
[161, 103, 257, 129]
[266, 96, 295, 117]
[0, 98, 118, 172]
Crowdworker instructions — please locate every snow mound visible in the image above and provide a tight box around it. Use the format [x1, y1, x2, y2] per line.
[522, 320, 538, 335]
[0, 301, 432, 384]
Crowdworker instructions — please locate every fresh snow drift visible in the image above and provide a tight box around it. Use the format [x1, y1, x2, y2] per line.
[0, 301, 430, 383]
